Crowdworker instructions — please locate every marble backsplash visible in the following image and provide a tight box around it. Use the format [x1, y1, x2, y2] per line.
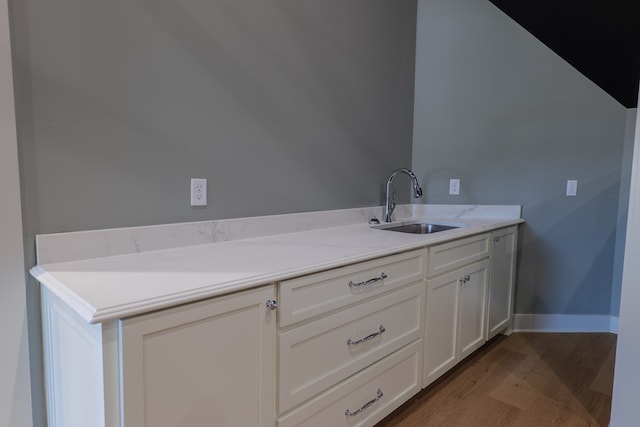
[36, 204, 521, 265]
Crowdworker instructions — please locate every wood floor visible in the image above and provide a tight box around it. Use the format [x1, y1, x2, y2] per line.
[377, 333, 617, 427]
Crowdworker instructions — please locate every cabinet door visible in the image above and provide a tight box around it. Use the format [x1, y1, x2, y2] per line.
[423, 271, 459, 387]
[120, 286, 276, 427]
[424, 259, 489, 387]
[457, 260, 489, 360]
[486, 227, 518, 340]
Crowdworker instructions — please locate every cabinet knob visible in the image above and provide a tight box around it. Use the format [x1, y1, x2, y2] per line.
[265, 300, 278, 310]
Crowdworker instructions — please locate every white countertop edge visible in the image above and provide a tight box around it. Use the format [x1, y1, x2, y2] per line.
[32, 217, 523, 324]
[33, 241, 425, 324]
[80, 247, 415, 323]
[32, 266, 98, 321]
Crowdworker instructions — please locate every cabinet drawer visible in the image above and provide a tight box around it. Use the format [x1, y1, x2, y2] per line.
[428, 233, 490, 277]
[279, 249, 426, 327]
[278, 283, 425, 413]
[278, 340, 422, 427]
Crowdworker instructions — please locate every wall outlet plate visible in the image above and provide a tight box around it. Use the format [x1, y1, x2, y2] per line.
[449, 179, 460, 195]
[191, 178, 207, 206]
[566, 179, 578, 197]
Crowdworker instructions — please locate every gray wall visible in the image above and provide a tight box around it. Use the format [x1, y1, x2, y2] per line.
[12, 0, 417, 237]
[0, 0, 32, 424]
[610, 93, 640, 427]
[413, 0, 629, 315]
[611, 109, 638, 316]
[11, 2, 417, 425]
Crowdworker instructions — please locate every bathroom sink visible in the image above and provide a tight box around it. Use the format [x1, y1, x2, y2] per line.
[373, 221, 463, 234]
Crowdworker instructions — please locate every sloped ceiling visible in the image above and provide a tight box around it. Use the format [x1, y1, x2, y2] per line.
[489, 0, 640, 108]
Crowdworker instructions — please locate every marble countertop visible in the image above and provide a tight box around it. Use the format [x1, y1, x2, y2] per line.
[31, 205, 523, 323]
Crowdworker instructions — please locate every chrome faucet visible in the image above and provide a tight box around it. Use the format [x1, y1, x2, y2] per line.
[384, 168, 423, 223]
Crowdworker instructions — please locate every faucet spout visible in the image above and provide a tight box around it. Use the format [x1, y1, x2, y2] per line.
[384, 168, 423, 223]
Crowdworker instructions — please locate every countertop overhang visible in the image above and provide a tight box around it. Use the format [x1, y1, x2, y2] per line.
[31, 205, 523, 324]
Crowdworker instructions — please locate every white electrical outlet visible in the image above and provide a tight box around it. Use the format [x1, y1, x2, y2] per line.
[191, 178, 207, 206]
[566, 180, 578, 197]
[449, 179, 460, 195]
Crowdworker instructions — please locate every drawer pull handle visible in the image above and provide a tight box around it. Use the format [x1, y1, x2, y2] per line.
[344, 389, 384, 417]
[265, 300, 278, 310]
[348, 272, 388, 288]
[347, 325, 386, 346]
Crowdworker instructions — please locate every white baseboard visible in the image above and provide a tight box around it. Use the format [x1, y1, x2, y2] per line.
[513, 314, 619, 334]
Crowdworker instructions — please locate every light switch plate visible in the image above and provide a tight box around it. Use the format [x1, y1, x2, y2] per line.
[566, 180, 577, 197]
[191, 178, 207, 206]
[449, 179, 460, 195]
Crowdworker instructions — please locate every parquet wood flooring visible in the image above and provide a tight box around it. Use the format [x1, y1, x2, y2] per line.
[377, 333, 616, 427]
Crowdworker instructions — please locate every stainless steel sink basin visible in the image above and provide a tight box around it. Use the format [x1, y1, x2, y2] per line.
[384, 223, 459, 234]
[373, 220, 465, 234]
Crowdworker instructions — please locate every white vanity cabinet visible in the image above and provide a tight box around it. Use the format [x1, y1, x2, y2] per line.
[423, 234, 491, 387]
[277, 249, 427, 427]
[41, 285, 276, 427]
[38, 221, 521, 427]
[486, 226, 518, 340]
